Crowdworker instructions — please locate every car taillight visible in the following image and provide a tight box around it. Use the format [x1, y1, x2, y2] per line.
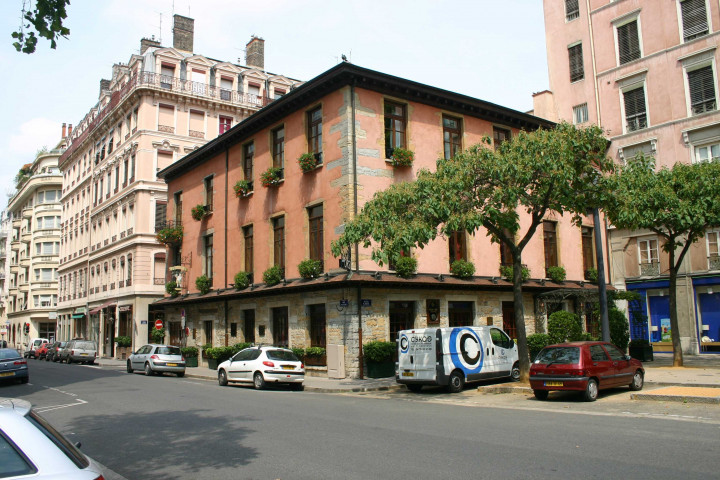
[301, 363, 304, 369]
[263, 361, 274, 367]
[181, 356, 186, 362]
[14, 360, 27, 365]
[71, 350, 75, 355]
[93, 476, 105, 480]
[150, 355, 159, 360]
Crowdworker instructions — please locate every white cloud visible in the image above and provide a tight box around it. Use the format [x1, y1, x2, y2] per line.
[8, 118, 61, 158]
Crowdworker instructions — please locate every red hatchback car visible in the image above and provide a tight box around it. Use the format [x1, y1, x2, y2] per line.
[529, 341, 644, 401]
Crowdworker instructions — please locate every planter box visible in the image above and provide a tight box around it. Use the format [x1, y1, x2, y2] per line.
[629, 345, 654, 362]
[114, 346, 131, 360]
[303, 354, 326, 366]
[185, 356, 198, 368]
[206, 358, 219, 370]
[366, 360, 395, 378]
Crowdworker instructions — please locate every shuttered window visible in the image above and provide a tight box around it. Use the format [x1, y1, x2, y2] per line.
[157, 151, 173, 172]
[158, 104, 174, 132]
[308, 205, 323, 269]
[565, 0, 579, 21]
[155, 202, 167, 231]
[273, 216, 285, 271]
[681, 0, 709, 42]
[568, 43, 584, 82]
[189, 110, 204, 138]
[624, 86, 647, 132]
[617, 21, 641, 65]
[688, 65, 716, 115]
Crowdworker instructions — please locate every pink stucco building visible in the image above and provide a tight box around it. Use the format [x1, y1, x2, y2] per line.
[156, 63, 608, 378]
[536, 0, 720, 354]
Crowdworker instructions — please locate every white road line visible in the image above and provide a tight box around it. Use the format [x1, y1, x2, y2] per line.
[35, 398, 88, 413]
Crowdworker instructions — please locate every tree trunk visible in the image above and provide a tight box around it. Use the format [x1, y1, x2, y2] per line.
[667, 247, 684, 367]
[513, 255, 530, 382]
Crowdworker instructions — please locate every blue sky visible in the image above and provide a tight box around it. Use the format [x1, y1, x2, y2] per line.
[0, 0, 549, 210]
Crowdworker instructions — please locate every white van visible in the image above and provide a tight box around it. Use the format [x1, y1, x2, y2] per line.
[396, 326, 519, 393]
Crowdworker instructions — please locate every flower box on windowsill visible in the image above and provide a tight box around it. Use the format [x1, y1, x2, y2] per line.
[260, 167, 284, 187]
[299, 153, 323, 173]
[233, 180, 254, 198]
[386, 147, 414, 167]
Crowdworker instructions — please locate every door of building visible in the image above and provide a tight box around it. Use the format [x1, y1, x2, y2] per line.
[648, 295, 670, 343]
[699, 292, 720, 347]
[272, 307, 288, 347]
[502, 302, 516, 339]
[169, 322, 181, 346]
[389, 301, 414, 342]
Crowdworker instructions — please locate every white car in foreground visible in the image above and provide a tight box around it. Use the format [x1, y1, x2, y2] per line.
[0, 398, 106, 479]
[217, 346, 305, 390]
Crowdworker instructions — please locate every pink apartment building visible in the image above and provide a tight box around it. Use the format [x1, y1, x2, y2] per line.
[155, 62, 608, 378]
[57, 14, 301, 358]
[536, 0, 720, 354]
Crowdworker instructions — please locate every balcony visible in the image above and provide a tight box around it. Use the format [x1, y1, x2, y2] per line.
[709, 255, 720, 271]
[639, 262, 660, 277]
[18, 283, 29, 292]
[9, 265, 18, 274]
[21, 207, 32, 218]
[19, 257, 30, 267]
[21, 232, 32, 243]
[155, 220, 182, 233]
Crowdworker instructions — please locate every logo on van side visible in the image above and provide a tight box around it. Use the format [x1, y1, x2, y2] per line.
[449, 327, 484, 374]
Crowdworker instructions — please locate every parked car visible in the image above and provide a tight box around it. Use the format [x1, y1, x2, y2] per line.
[24, 338, 49, 359]
[45, 341, 68, 362]
[0, 348, 29, 384]
[36, 342, 51, 360]
[217, 346, 305, 390]
[59, 340, 98, 365]
[529, 341, 645, 402]
[0, 398, 106, 479]
[127, 344, 186, 377]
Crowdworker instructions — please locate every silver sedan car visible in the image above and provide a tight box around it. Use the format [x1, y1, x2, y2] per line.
[0, 398, 106, 479]
[127, 344, 186, 377]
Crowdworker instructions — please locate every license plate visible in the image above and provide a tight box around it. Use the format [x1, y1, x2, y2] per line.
[167, 363, 177, 367]
[81, 353, 88, 356]
[545, 381, 563, 387]
[402, 371, 414, 377]
[0, 372, 13, 377]
[282, 365, 294, 370]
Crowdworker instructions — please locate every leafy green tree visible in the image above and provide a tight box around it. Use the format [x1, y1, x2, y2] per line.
[12, 0, 70, 54]
[603, 156, 720, 366]
[332, 123, 614, 381]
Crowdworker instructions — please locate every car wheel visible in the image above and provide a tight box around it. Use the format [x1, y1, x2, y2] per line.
[511, 362, 521, 381]
[629, 370, 644, 391]
[407, 384, 423, 393]
[290, 383, 304, 391]
[218, 369, 228, 386]
[447, 370, 464, 393]
[583, 378, 598, 402]
[176, 372, 185, 378]
[126, 361, 134, 373]
[253, 372, 266, 390]
[144, 363, 154, 376]
[533, 390, 549, 400]
[67, 357, 72, 364]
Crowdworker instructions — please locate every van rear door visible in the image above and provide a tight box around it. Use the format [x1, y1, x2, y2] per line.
[398, 329, 437, 382]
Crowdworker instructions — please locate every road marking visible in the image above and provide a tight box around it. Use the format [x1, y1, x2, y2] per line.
[35, 398, 87, 413]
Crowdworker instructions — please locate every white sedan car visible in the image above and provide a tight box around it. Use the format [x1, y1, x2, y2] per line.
[0, 398, 106, 479]
[217, 346, 304, 390]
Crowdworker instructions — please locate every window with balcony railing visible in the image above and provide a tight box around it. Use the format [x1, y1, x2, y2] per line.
[688, 65, 716, 115]
[624, 86, 647, 132]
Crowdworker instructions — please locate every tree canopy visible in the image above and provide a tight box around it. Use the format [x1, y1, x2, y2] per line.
[12, 0, 70, 54]
[332, 122, 615, 380]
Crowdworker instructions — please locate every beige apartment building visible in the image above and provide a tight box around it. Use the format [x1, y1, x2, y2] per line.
[0, 211, 12, 343]
[3, 138, 65, 350]
[536, 0, 720, 354]
[57, 14, 301, 357]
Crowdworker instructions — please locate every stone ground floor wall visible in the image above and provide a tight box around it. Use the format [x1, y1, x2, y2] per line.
[161, 286, 544, 379]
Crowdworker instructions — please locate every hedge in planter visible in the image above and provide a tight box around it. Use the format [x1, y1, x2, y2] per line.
[499, 265, 530, 282]
[196, 275, 211, 294]
[547, 265, 566, 283]
[263, 265, 283, 286]
[298, 259, 322, 279]
[393, 256, 417, 278]
[233, 271, 251, 289]
[450, 259, 475, 278]
[181, 346, 199, 367]
[115, 336, 132, 348]
[166, 280, 180, 297]
[364, 340, 396, 378]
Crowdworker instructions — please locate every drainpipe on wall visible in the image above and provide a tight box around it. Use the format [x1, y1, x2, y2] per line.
[351, 80, 364, 378]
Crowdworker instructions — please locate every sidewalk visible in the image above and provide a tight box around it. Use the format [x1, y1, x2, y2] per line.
[98, 352, 720, 401]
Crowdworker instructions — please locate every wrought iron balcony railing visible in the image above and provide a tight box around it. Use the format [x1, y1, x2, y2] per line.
[639, 261, 660, 277]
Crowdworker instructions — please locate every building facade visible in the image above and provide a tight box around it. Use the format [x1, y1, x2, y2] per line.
[537, 0, 720, 354]
[155, 63, 608, 378]
[0, 210, 12, 344]
[4, 137, 65, 350]
[57, 15, 301, 357]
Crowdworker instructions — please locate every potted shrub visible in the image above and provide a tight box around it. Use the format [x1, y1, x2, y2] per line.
[450, 259, 475, 278]
[547, 265, 566, 283]
[195, 275, 211, 294]
[114, 335, 132, 360]
[201, 343, 212, 359]
[527, 333, 551, 362]
[298, 259, 322, 279]
[233, 179, 253, 197]
[291, 347, 305, 359]
[151, 327, 165, 344]
[233, 271, 251, 289]
[181, 346, 199, 368]
[364, 341, 396, 378]
[304, 346, 326, 366]
[585, 267, 598, 283]
[390, 147, 414, 167]
[165, 280, 180, 297]
[260, 167, 283, 187]
[262, 265, 283, 286]
[629, 339, 653, 362]
[499, 265, 530, 282]
[298, 152, 319, 173]
[547, 311, 583, 344]
[156, 225, 183, 245]
[394, 256, 417, 278]
[191, 204, 209, 221]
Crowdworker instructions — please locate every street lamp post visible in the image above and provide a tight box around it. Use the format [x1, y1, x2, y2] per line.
[593, 207, 610, 342]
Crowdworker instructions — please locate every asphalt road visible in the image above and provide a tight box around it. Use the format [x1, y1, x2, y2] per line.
[2, 360, 718, 480]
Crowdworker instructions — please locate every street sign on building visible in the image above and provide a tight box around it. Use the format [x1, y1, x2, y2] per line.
[155, 319, 163, 330]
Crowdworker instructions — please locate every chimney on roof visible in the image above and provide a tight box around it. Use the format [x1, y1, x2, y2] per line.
[99, 79, 111, 96]
[62, 123, 67, 138]
[245, 36, 265, 70]
[140, 36, 161, 54]
[68, 124, 73, 136]
[173, 14, 194, 52]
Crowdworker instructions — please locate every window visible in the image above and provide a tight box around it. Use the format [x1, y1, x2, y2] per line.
[204, 234, 214, 282]
[243, 310, 255, 343]
[219, 115, 232, 134]
[174, 191, 183, 224]
[123, 158, 129, 186]
[157, 151, 173, 172]
[680, 0, 709, 42]
[639, 238, 659, 264]
[274, 89, 285, 99]
[308, 205, 323, 270]
[307, 107, 323, 162]
[687, 65, 716, 115]
[114, 166, 119, 192]
[272, 307, 289, 347]
[155, 202, 167, 231]
[106, 172, 111, 197]
[158, 104, 175, 133]
[272, 126, 285, 169]
[695, 142, 720, 163]
[384, 101, 406, 158]
[189, 110, 205, 138]
[204, 176, 214, 212]
[623, 86, 647, 132]
[543, 221, 558, 274]
[499, 229, 513, 267]
[243, 142, 254, 182]
[204, 320, 212, 345]
[442, 115, 462, 160]
[493, 127, 511, 151]
[160, 64, 175, 88]
[220, 77, 233, 101]
[573, 103, 589, 124]
[617, 19, 641, 65]
[273, 216, 285, 272]
[0, 432, 37, 476]
[448, 231, 467, 264]
[129, 155, 135, 183]
[308, 304, 326, 347]
[565, 0, 579, 21]
[568, 43, 584, 82]
[126, 254, 132, 284]
[581, 226, 595, 277]
[707, 231, 719, 268]
[243, 225, 253, 274]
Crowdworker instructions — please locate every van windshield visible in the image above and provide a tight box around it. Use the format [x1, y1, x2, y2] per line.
[534, 347, 580, 365]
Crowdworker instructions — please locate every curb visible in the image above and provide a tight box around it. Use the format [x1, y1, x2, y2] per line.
[630, 393, 720, 404]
